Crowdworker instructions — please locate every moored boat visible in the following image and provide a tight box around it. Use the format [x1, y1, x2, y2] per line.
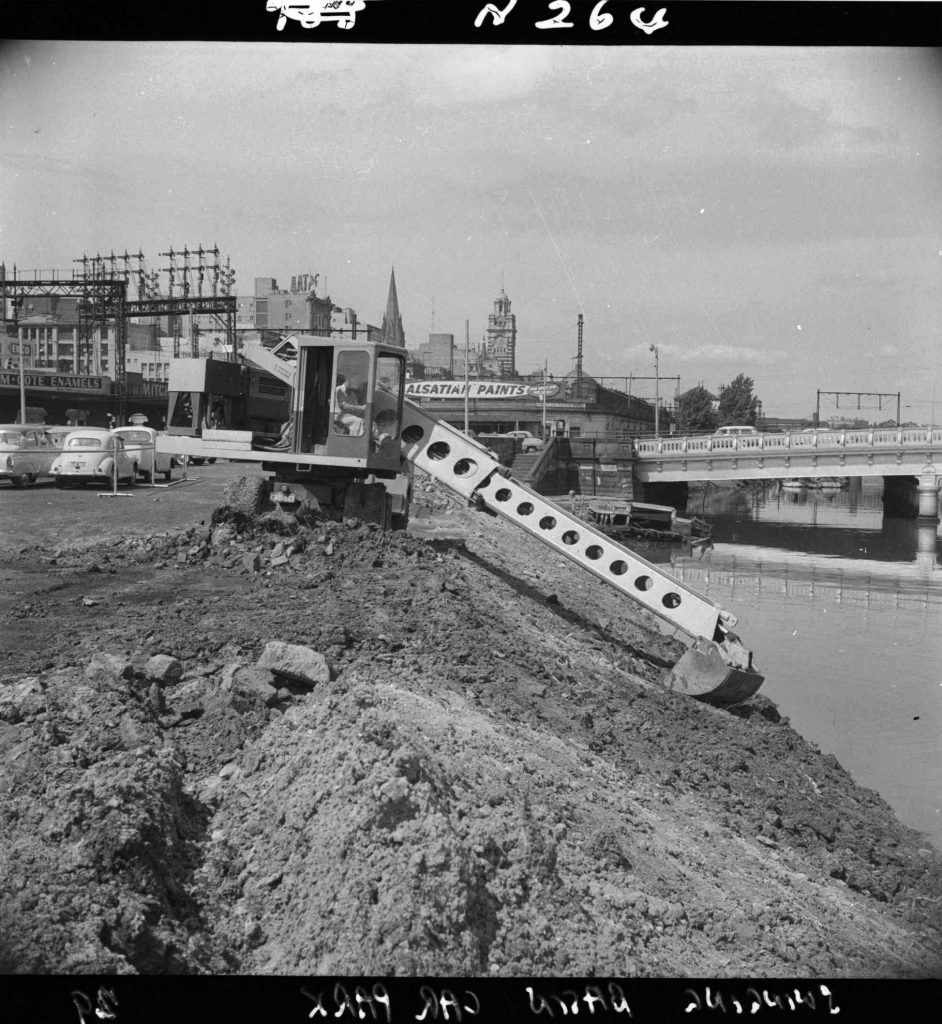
[569, 497, 713, 557]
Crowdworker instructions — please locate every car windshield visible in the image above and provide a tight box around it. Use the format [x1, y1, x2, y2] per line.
[119, 431, 151, 443]
[67, 437, 104, 449]
[0, 431, 25, 445]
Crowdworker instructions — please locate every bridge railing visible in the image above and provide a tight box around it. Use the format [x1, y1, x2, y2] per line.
[635, 428, 942, 459]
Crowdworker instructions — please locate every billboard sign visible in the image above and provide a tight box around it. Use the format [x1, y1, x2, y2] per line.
[0, 370, 110, 394]
[526, 382, 561, 399]
[406, 380, 559, 401]
[1, 339, 35, 364]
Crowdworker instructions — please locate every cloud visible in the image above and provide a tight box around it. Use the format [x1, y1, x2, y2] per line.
[411, 46, 556, 107]
[610, 342, 787, 366]
[678, 344, 788, 364]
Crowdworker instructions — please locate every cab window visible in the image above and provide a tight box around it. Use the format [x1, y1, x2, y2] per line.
[374, 355, 404, 442]
[333, 351, 369, 437]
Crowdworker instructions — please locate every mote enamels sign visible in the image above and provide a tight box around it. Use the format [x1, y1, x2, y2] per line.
[0, 371, 109, 393]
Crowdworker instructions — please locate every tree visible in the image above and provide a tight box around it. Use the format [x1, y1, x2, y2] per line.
[676, 385, 719, 435]
[717, 373, 759, 426]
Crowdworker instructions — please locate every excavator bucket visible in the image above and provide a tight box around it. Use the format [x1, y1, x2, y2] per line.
[663, 637, 764, 707]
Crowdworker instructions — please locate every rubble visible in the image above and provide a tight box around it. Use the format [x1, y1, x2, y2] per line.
[0, 471, 940, 975]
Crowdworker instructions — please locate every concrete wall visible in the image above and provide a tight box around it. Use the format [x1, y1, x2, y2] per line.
[526, 439, 633, 499]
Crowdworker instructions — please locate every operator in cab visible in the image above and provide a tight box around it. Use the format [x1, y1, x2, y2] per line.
[333, 374, 366, 437]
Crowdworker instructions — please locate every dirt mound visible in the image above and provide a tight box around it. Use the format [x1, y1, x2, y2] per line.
[1, 474, 941, 976]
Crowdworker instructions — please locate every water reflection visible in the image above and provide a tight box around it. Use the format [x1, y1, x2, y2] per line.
[674, 478, 942, 850]
[700, 479, 941, 571]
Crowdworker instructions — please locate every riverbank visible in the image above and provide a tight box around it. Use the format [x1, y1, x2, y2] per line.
[1, 466, 940, 975]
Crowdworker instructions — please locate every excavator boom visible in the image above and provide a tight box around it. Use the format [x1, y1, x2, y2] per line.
[399, 397, 764, 706]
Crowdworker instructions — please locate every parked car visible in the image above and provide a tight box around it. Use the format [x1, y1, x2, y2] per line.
[44, 425, 79, 449]
[713, 425, 760, 437]
[49, 429, 137, 488]
[492, 429, 545, 452]
[0, 424, 58, 487]
[113, 426, 174, 482]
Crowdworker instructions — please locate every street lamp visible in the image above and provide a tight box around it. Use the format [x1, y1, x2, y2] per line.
[11, 296, 27, 424]
[649, 344, 659, 439]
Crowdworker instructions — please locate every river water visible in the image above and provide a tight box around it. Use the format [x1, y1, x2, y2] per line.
[670, 478, 942, 851]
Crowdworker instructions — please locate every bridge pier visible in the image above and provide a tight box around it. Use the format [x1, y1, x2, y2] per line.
[916, 518, 939, 574]
[916, 470, 940, 523]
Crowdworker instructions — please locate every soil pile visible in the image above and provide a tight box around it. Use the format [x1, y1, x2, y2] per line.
[1, 472, 941, 976]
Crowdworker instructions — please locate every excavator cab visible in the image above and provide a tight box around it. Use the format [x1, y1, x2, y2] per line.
[163, 338, 407, 478]
[291, 339, 406, 473]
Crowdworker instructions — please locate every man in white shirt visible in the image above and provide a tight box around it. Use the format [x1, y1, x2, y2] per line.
[333, 374, 365, 436]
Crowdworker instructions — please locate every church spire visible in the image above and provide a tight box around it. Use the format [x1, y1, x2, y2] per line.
[380, 266, 405, 348]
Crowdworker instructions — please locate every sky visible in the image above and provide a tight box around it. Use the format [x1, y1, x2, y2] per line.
[2, 41, 942, 422]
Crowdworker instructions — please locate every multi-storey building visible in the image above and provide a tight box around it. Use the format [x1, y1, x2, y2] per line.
[236, 277, 335, 334]
[2, 303, 157, 377]
[415, 333, 454, 377]
[410, 333, 491, 380]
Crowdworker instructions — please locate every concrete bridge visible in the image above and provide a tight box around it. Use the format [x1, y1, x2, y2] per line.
[633, 427, 942, 519]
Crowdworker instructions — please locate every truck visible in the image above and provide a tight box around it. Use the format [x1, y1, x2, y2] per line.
[157, 334, 763, 706]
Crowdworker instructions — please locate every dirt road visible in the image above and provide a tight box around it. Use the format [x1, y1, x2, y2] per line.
[1, 464, 940, 975]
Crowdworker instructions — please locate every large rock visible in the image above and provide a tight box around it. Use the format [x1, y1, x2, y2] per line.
[0, 677, 45, 723]
[84, 653, 134, 683]
[143, 654, 183, 685]
[230, 666, 280, 707]
[222, 476, 269, 517]
[256, 641, 332, 686]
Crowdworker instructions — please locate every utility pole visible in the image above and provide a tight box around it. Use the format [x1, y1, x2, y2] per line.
[11, 286, 27, 425]
[650, 344, 660, 438]
[576, 313, 584, 382]
[464, 319, 470, 435]
[542, 359, 548, 439]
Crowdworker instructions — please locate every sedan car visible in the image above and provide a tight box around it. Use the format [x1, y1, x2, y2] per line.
[113, 426, 174, 482]
[0, 424, 58, 487]
[485, 429, 545, 452]
[50, 429, 137, 488]
[713, 425, 760, 437]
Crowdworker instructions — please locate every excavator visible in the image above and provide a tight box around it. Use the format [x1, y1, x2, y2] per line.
[156, 334, 763, 706]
